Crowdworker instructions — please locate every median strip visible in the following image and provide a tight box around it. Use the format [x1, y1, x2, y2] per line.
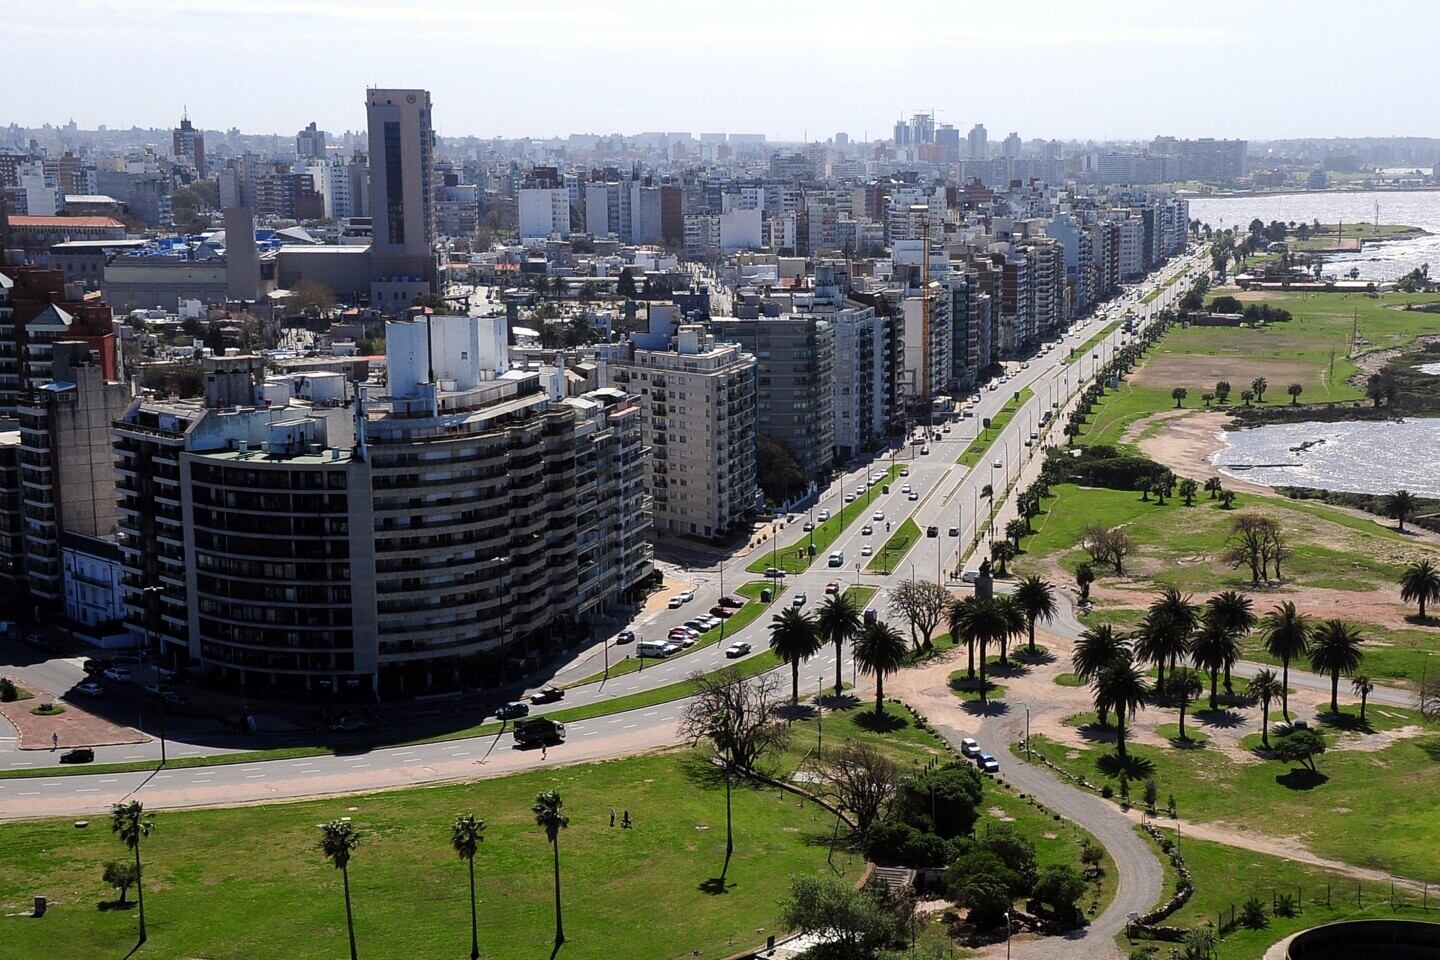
[747, 463, 903, 574]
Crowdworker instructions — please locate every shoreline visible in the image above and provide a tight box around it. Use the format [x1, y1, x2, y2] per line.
[1185, 185, 1440, 201]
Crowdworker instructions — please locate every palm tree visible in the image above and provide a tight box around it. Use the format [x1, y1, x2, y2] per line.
[1167, 668, 1203, 740]
[1137, 588, 1200, 690]
[1092, 659, 1150, 762]
[1248, 668, 1283, 748]
[1204, 477, 1222, 499]
[1190, 614, 1239, 711]
[1206, 590, 1256, 693]
[1073, 624, 1129, 723]
[993, 594, 1027, 670]
[852, 620, 909, 715]
[1384, 490, 1418, 532]
[815, 592, 862, 696]
[1287, 383, 1303, 404]
[532, 790, 569, 948]
[1075, 563, 1095, 602]
[450, 814, 486, 960]
[1178, 478, 1199, 506]
[1171, 386, 1188, 408]
[768, 607, 821, 705]
[1399, 559, 1440, 620]
[319, 819, 361, 960]
[990, 539, 1016, 576]
[1261, 601, 1310, 720]
[1309, 620, 1365, 713]
[1351, 674, 1375, 723]
[111, 801, 154, 945]
[1013, 575, 1058, 656]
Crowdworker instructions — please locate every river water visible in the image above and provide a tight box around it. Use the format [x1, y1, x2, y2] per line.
[1211, 418, 1440, 497]
[1189, 190, 1440, 282]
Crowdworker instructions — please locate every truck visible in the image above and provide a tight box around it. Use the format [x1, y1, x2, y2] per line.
[513, 716, 566, 747]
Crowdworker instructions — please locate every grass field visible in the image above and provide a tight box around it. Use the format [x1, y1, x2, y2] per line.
[958, 388, 1034, 467]
[1024, 700, 1440, 881]
[867, 518, 920, 573]
[1143, 830, 1439, 960]
[0, 697, 1114, 960]
[747, 464, 903, 575]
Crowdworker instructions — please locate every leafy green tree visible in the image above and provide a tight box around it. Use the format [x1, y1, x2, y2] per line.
[1073, 623, 1130, 693]
[1190, 612, 1239, 710]
[1214, 381, 1231, 403]
[1248, 668, 1283, 748]
[1251, 376, 1268, 402]
[1273, 728, 1326, 773]
[1178, 478, 1199, 506]
[1204, 477, 1222, 499]
[949, 595, 1021, 698]
[1031, 863, 1088, 921]
[450, 814, 486, 960]
[319, 819, 361, 960]
[768, 607, 822, 705]
[1092, 658, 1150, 761]
[945, 847, 1022, 928]
[1240, 390, 1254, 407]
[816, 592, 862, 695]
[1385, 490, 1419, 533]
[1171, 387, 1188, 408]
[532, 791, 569, 948]
[1287, 383, 1303, 404]
[1366, 370, 1397, 407]
[895, 762, 984, 838]
[853, 620, 909, 715]
[989, 539, 1016, 576]
[1399, 559, 1440, 619]
[1309, 620, 1365, 713]
[1218, 490, 1237, 510]
[779, 874, 906, 959]
[102, 860, 138, 906]
[1014, 575, 1058, 656]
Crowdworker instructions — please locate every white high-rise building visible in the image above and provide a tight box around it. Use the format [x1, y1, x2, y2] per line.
[518, 187, 571, 239]
[968, 123, 988, 160]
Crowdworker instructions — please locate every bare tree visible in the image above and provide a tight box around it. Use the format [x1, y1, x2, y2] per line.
[1081, 524, 1115, 569]
[1264, 523, 1289, 581]
[1417, 669, 1440, 722]
[887, 580, 951, 651]
[805, 742, 899, 838]
[1107, 528, 1133, 575]
[1222, 514, 1279, 585]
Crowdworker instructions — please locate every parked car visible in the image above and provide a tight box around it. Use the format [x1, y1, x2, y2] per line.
[83, 658, 110, 677]
[961, 570, 981, 584]
[75, 680, 104, 697]
[616, 629, 635, 644]
[103, 666, 132, 684]
[160, 690, 188, 708]
[978, 753, 1000, 775]
[639, 641, 674, 658]
[529, 685, 565, 704]
[60, 748, 95, 764]
[724, 642, 751, 659]
[709, 605, 732, 619]
[960, 737, 981, 758]
[495, 701, 530, 720]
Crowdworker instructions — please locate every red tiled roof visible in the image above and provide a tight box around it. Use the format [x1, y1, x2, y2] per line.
[10, 216, 125, 229]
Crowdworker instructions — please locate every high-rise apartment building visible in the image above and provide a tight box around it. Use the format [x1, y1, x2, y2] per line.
[172, 115, 207, 179]
[296, 121, 327, 160]
[0, 266, 118, 419]
[968, 123, 988, 160]
[605, 325, 756, 541]
[366, 88, 435, 297]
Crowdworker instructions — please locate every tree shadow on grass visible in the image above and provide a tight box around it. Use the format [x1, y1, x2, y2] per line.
[1275, 768, 1329, 790]
[817, 692, 861, 710]
[698, 876, 734, 896]
[1419, 739, 1440, 763]
[987, 659, 1030, 679]
[854, 709, 911, 733]
[96, 899, 136, 912]
[1195, 709, 1246, 729]
[1317, 711, 1374, 735]
[961, 698, 1011, 718]
[779, 702, 819, 722]
[1168, 734, 1208, 750]
[1403, 614, 1438, 628]
[1096, 752, 1155, 779]
[1013, 646, 1057, 667]
[1076, 722, 1117, 745]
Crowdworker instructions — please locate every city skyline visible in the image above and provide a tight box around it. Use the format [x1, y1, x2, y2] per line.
[10, 0, 1440, 142]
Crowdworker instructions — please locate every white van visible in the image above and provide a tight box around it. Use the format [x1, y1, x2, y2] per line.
[636, 641, 672, 658]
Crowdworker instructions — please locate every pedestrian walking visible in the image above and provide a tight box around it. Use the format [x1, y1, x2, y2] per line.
[541, 743, 548, 760]
[621, 810, 632, 829]
[610, 808, 616, 827]
[52, 732, 58, 750]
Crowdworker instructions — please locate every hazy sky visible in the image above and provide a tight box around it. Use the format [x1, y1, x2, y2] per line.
[10, 0, 1437, 142]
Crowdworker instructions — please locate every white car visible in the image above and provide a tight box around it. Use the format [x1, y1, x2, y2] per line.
[844, 493, 855, 503]
[907, 490, 919, 501]
[668, 596, 685, 609]
[677, 590, 695, 604]
[724, 641, 751, 658]
[960, 737, 981, 758]
[103, 666, 132, 683]
[860, 543, 873, 557]
[872, 511, 885, 521]
[901, 484, 912, 494]
[817, 510, 831, 522]
[961, 570, 981, 584]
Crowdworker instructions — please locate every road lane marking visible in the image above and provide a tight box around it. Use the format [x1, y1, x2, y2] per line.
[75, 788, 99, 793]
[244, 773, 266, 779]
[349, 763, 371, 768]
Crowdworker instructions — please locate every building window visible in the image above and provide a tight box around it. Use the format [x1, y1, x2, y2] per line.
[383, 121, 405, 245]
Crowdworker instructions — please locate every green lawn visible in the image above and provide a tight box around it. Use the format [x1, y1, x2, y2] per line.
[866, 518, 920, 573]
[1147, 830, 1438, 960]
[1023, 700, 1440, 881]
[0, 752, 848, 960]
[747, 464, 903, 575]
[957, 388, 1034, 467]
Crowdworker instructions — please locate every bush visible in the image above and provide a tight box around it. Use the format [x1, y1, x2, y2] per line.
[1275, 892, 1298, 918]
[1031, 863, 1089, 921]
[1240, 895, 1268, 929]
[863, 819, 952, 868]
[895, 762, 984, 839]
[1100, 784, 1114, 799]
[0, 677, 16, 702]
[1080, 840, 1105, 872]
[1044, 445, 1171, 492]
[945, 848, 1019, 929]
[975, 824, 1038, 891]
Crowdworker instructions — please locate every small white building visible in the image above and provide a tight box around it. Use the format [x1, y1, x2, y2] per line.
[62, 534, 126, 635]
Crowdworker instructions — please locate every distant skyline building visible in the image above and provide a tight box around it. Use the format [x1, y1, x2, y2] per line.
[968, 123, 988, 160]
[296, 121, 327, 160]
[172, 114, 207, 178]
[365, 87, 436, 302]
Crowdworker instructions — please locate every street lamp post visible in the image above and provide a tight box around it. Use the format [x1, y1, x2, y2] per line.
[141, 585, 167, 766]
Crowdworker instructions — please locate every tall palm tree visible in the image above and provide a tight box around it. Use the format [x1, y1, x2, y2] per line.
[1013, 575, 1058, 656]
[1167, 667, 1203, 741]
[1206, 590, 1256, 693]
[1309, 620, 1365, 713]
[767, 607, 821, 705]
[1399, 559, 1440, 620]
[532, 791, 569, 948]
[1248, 668, 1283, 748]
[949, 596, 1013, 698]
[1073, 624, 1129, 724]
[815, 592, 862, 696]
[948, 595, 984, 681]
[1092, 659, 1150, 762]
[1384, 489, 1418, 532]
[1261, 601, 1311, 720]
[1137, 588, 1200, 689]
[319, 819, 361, 960]
[1351, 675, 1375, 723]
[852, 620, 909, 715]
[450, 814, 486, 960]
[110, 801, 154, 945]
[1190, 614, 1239, 711]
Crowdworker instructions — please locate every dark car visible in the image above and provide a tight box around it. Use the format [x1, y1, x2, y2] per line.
[495, 701, 530, 720]
[529, 685, 565, 704]
[719, 596, 745, 609]
[926, 525, 939, 537]
[60, 748, 95, 764]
